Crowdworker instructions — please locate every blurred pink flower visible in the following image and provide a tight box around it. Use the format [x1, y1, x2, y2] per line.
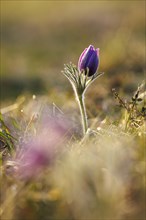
[14, 116, 72, 180]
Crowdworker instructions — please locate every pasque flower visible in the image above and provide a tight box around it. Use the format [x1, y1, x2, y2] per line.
[63, 44, 103, 135]
[10, 115, 73, 180]
[78, 45, 99, 76]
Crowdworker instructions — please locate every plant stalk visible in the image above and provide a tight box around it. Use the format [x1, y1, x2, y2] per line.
[76, 93, 88, 135]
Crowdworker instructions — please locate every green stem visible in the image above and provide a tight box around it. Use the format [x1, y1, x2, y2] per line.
[76, 93, 88, 135]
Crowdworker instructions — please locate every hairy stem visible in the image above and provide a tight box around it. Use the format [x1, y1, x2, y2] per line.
[76, 93, 88, 135]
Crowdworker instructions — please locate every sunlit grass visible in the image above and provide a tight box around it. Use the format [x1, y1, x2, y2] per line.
[0, 82, 145, 220]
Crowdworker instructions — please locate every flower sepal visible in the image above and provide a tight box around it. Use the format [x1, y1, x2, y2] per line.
[63, 63, 103, 96]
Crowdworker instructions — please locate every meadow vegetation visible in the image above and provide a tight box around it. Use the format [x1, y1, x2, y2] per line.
[0, 1, 145, 220]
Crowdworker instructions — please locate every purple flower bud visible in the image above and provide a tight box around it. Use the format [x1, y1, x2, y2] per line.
[78, 45, 100, 76]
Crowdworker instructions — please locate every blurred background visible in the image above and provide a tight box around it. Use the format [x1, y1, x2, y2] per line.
[0, 2, 145, 220]
[1, 1, 145, 107]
